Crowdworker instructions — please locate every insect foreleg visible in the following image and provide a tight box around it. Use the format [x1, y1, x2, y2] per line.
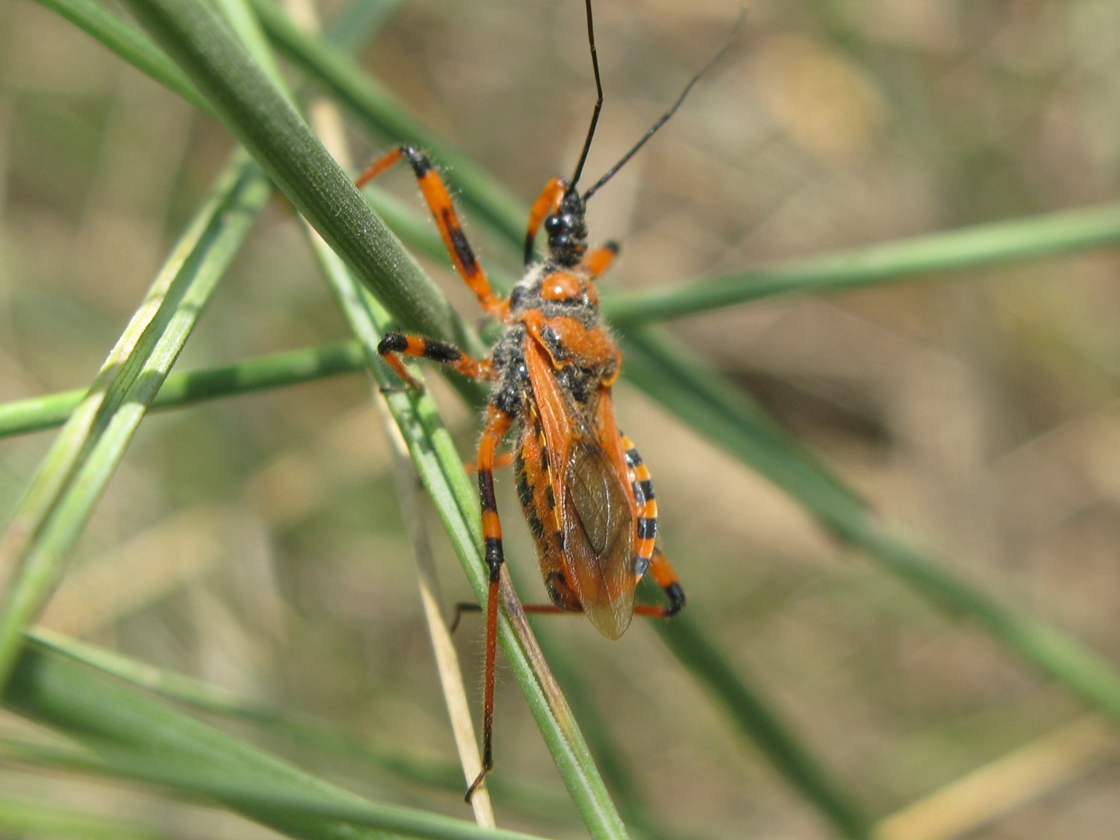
[578, 241, 619, 278]
[357, 145, 506, 319]
[523, 177, 567, 266]
[377, 333, 494, 390]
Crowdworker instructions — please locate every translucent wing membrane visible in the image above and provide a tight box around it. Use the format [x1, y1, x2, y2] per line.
[563, 438, 637, 639]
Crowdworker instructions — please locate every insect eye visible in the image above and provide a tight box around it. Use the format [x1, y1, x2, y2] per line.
[546, 212, 581, 235]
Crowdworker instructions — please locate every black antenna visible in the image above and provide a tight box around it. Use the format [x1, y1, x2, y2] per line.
[582, 9, 745, 202]
[569, 0, 604, 190]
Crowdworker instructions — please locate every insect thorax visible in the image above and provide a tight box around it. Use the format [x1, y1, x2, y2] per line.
[489, 261, 609, 420]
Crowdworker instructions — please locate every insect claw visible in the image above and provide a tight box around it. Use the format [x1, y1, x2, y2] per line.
[664, 583, 686, 616]
[448, 602, 481, 633]
[465, 767, 488, 803]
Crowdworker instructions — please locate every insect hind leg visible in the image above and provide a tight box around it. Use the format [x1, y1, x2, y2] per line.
[621, 434, 657, 574]
[465, 406, 514, 802]
[639, 549, 686, 617]
[622, 434, 685, 616]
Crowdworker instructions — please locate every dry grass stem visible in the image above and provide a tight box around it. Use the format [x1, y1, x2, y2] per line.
[877, 715, 1120, 840]
[380, 402, 495, 826]
[286, 0, 494, 822]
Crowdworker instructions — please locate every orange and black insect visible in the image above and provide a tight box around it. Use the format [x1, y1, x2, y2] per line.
[357, 0, 735, 801]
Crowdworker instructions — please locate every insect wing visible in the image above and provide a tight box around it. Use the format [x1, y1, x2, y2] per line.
[526, 336, 638, 639]
[562, 436, 637, 638]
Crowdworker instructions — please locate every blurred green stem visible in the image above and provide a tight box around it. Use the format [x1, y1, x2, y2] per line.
[0, 153, 270, 689]
[120, 0, 462, 347]
[606, 201, 1120, 325]
[33, 0, 214, 115]
[2, 637, 549, 840]
[654, 610, 871, 839]
[248, 0, 526, 247]
[625, 326, 1120, 727]
[0, 343, 365, 439]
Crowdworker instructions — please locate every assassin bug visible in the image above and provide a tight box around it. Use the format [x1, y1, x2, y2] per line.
[358, 0, 737, 801]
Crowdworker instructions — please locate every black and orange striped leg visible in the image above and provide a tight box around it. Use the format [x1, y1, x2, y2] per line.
[466, 405, 514, 802]
[579, 241, 620, 279]
[645, 548, 686, 616]
[486, 579, 682, 620]
[357, 145, 508, 319]
[377, 333, 494, 390]
[448, 602, 481, 633]
[463, 451, 515, 475]
[622, 434, 686, 617]
[523, 176, 568, 266]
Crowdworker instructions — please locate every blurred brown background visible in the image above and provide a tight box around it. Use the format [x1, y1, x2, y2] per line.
[3, 0, 1120, 837]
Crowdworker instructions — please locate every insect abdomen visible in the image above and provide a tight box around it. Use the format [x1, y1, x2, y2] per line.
[515, 409, 581, 611]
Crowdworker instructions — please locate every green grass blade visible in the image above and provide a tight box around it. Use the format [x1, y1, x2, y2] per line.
[119, 0, 464, 350]
[324, 0, 406, 54]
[33, 0, 213, 115]
[623, 328, 1120, 726]
[249, 0, 526, 249]
[844, 520, 1120, 720]
[28, 628, 572, 820]
[605, 202, 1120, 325]
[527, 629, 698, 840]
[0, 795, 160, 840]
[0, 342, 365, 439]
[619, 329, 863, 528]
[1, 638, 549, 840]
[651, 609, 871, 839]
[0, 152, 271, 688]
